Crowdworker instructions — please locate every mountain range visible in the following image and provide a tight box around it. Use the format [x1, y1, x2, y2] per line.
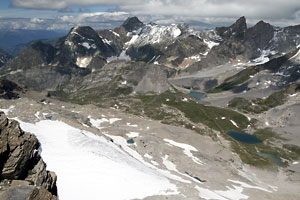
[0, 16, 300, 200]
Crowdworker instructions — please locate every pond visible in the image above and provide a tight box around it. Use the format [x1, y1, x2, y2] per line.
[226, 130, 262, 144]
[257, 152, 287, 167]
[127, 139, 135, 144]
[188, 91, 205, 101]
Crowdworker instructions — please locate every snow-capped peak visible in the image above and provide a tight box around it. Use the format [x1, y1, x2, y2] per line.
[125, 23, 184, 47]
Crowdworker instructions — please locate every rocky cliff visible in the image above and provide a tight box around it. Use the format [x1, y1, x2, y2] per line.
[0, 113, 57, 200]
[0, 50, 11, 67]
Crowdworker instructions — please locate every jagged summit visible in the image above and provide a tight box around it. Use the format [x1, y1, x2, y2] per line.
[216, 16, 247, 39]
[55, 25, 117, 68]
[122, 16, 144, 32]
[232, 16, 247, 31]
[246, 20, 274, 48]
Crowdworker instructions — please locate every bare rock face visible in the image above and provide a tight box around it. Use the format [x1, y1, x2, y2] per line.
[0, 113, 57, 199]
[0, 115, 38, 179]
[26, 187, 58, 200]
[0, 50, 11, 67]
[122, 17, 144, 32]
[135, 64, 170, 93]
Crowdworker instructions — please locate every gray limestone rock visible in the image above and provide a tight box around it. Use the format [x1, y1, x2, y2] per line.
[0, 113, 57, 198]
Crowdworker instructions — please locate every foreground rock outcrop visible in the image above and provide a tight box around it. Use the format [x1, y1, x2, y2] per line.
[0, 113, 57, 200]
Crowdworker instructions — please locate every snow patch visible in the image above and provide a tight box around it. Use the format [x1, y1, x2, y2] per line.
[125, 35, 139, 46]
[289, 48, 300, 60]
[204, 39, 219, 49]
[195, 186, 227, 200]
[109, 118, 121, 124]
[76, 57, 92, 68]
[0, 105, 15, 115]
[81, 42, 91, 49]
[151, 160, 159, 166]
[125, 24, 182, 46]
[228, 180, 272, 193]
[230, 120, 239, 128]
[103, 38, 112, 45]
[89, 117, 109, 129]
[214, 185, 248, 200]
[164, 139, 204, 165]
[162, 155, 177, 171]
[182, 98, 188, 102]
[107, 51, 131, 63]
[252, 49, 276, 64]
[126, 122, 138, 127]
[106, 134, 144, 162]
[17, 119, 177, 200]
[144, 154, 153, 159]
[34, 112, 40, 119]
[126, 132, 139, 138]
[109, 30, 120, 37]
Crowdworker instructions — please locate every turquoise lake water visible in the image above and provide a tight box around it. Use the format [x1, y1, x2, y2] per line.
[188, 91, 205, 100]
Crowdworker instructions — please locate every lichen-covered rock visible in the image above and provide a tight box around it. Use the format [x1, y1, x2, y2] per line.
[0, 113, 57, 199]
[0, 118, 38, 179]
[25, 159, 57, 195]
[26, 187, 58, 200]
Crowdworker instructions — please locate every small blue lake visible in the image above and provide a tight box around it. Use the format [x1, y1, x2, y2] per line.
[188, 91, 205, 100]
[257, 152, 286, 167]
[127, 139, 135, 144]
[226, 130, 262, 144]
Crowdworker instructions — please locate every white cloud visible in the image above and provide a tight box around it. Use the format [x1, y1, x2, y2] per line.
[0, 12, 130, 31]
[30, 18, 44, 23]
[10, 0, 300, 27]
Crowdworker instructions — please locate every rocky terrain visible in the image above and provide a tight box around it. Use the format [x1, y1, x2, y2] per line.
[0, 112, 57, 200]
[0, 92, 299, 200]
[0, 16, 299, 200]
[0, 50, 11, 67]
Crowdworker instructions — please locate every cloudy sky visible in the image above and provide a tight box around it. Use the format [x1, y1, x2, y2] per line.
[0, 0, 299, 30]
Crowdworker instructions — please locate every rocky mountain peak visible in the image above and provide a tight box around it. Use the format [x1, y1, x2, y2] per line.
[232, 16, 247, 31]
[245, 20, 274, 49]
[216, 16, 247, 39]
[56, 25, 117, 68]
[122, 16, 144, 32]
[248, 20, 274, 36]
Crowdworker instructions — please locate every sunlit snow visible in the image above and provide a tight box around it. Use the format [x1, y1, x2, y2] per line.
[164, 139, 204, 165]
[17, 120, 177, 200]
[0, 105, 15, 115]
[230, 120, 239, 128]
[126, 132, 139, 138]
[76, 57, 92, 68]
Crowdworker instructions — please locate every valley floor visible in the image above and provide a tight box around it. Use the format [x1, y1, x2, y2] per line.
[0, 91, 300, 200]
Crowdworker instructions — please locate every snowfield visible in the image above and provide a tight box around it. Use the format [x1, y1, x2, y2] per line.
[17, 119, 177, 200]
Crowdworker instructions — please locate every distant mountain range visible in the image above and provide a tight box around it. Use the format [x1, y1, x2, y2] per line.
[1, 16, 300, 200]
[0, 16, 299, 95]
[0, 29, 66, 56]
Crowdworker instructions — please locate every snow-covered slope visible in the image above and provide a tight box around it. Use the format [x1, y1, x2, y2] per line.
[125, 23, 187, 47]
[18, 119, 177, 200]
